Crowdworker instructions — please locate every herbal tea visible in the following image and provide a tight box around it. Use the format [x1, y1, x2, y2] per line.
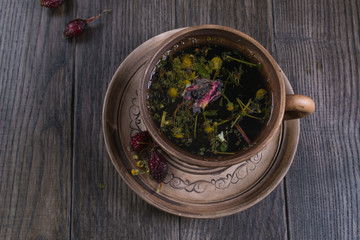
[147, 43, 272, 157]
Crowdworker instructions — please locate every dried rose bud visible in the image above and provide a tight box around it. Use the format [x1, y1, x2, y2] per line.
[63, 10, 111, 39]
[183, 79, 223, 113]
[40, 0, 65, 9]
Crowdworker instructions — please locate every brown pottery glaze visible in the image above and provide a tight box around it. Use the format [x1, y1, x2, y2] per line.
[139, 25, 315, 168]
[103, 27, 304, 217]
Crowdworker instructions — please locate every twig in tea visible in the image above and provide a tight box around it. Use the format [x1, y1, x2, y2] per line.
[160, 111, 167, 127]
[231, 112, 243, 128]
[194, 114, 198, 138]
[235, 123, 251, 145]
[173, 102, 184, 125]
[225, 55, 262, 69]
[236, 98, 262, 120]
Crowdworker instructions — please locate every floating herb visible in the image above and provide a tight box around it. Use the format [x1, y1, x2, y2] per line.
[225, 55, 263, 70]
[148, 43, 272, 156]
[235, 123, 252, 145]
[160, 111, 167, 127]
[236, 98, 262, 120]
[194, 114, 198, 138]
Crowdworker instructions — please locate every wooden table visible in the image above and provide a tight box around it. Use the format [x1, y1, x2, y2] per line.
[1, 0, 359, 239]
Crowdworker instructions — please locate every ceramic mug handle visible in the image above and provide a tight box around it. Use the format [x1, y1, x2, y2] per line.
[284, 94, 315, 120]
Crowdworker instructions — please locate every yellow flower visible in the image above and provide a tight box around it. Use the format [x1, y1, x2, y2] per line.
[184, 79, 191, 86]
[181, 54, 193, 69]
[168, 87, 178, 98]
[210, 57, 223, 70]
[226, 102, 234, 111]
[174, 133, 184, 138]
[137, 161, 144, 168]
[131, 169, 139, 175]
[256, 89, 267, 100]
[204, 126, 214, 133]
[173, 127, 184, 138]
[204, 121, 215, 133]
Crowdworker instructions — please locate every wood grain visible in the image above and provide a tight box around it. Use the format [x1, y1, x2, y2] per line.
[175, 0, 275, 54]
[179, 186, 287, 240]
[70, 0, 179, 239]
[273, 0, 360, 239]
[0, 0, 359, 239]
[0, 1, 73, 239]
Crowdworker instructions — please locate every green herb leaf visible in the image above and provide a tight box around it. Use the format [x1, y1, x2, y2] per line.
[196, 64, 210, 79]
[203, 110, 218, 116]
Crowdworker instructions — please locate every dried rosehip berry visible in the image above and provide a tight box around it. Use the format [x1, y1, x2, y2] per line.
[130, 131, 150, 152]
[148, 150, 168, 183]
[40, 0, 65, 8]
[63, 10, 111, 39]
[151, 161, 168, 183]
[63, 19, 87, 39]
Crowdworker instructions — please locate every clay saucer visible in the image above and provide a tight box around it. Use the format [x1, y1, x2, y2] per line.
[102, 28, 300, 218]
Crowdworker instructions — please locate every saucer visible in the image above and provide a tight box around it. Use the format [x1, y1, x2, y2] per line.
[103, 29, 300, 218]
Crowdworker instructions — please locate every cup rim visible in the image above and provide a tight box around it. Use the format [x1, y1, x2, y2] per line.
[139, 25, 286, 167]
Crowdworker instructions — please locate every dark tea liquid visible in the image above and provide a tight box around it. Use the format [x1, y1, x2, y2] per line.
[148, 43, 272, 157]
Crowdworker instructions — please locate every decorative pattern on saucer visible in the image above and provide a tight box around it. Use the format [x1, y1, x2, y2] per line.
[103, 28, 300, 217]
[127, 89, 269, 195]
[163, 151, 263, 193]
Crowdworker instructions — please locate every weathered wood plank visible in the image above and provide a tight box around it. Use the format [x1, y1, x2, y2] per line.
[273, 0, 360, 239]
[180, 186, 287, 240]
[71, 1, 179, 239]
[176, 1, 288, 239]
[0, 1, 73, 239]
[1, 0, 359, 239]
[175, 0, 275, 53]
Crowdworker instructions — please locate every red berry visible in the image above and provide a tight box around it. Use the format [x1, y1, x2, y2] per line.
[40, 0, 65, 8]
[152, 161, 168, 183]
[63, 10, 111, 39]
[130, 131, 150, 152]
[148, 150, 168, 182]
[63, 19, 87, 39]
